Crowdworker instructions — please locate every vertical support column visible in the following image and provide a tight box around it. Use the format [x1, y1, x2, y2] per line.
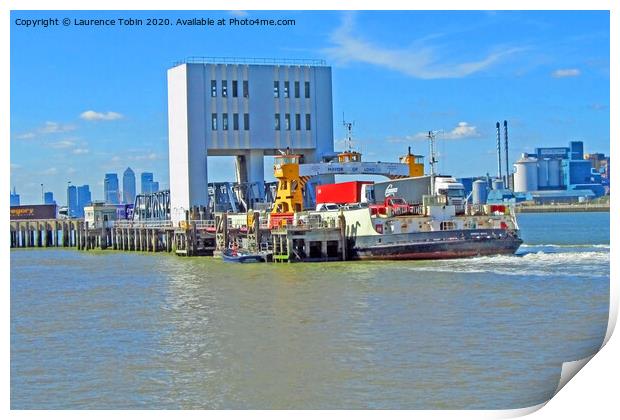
[25, 224, 30, 248]
[76, 221, 81, 250]
[84, 221, 89, 250]
[191, 221, 198, 256]
[151, 229, 157, 252]
[52, 221, 57, 247]
[339, 214, 347, 261]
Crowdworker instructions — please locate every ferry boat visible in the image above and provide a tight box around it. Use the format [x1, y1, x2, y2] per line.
[297, 204, 522, 261]
[268, 129, 522, 261]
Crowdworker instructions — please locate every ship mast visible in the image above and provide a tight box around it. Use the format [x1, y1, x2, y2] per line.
[428, 131, 438, 196]
[343, 114, 354, 152]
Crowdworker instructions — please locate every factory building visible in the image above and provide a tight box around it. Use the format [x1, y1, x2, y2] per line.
[167, 58, 334, 223]
[513, 141, 606, 201]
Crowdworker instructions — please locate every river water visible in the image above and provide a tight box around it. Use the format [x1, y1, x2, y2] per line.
[10, 212, 609, 409]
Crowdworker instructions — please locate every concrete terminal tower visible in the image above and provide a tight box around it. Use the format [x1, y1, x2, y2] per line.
[167, 57, 334, 222]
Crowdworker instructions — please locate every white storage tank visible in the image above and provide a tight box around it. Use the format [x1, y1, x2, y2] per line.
[492, 179, 504, 190]
[537, 159, 549, 188]
[513, 154, 538, 192]
[548, 158, 562, 188]
[472, 180, 488, 205]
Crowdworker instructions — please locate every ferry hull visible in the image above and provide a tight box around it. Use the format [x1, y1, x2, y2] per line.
[350, 229, 522, 261]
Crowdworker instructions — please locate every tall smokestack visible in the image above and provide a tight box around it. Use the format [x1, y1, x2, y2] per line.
[496, 122, 502, 179]
[504, 120, 509, 189]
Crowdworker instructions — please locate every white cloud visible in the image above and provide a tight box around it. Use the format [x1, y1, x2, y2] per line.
[73, 148, 89, 155]
[11, 163, 21, 170]
[590, 103, 608, 111]
[394, 122, 481, 143]
[133, 152, 161, 161]
[49, 139, 76, 149]
[229, 10, 249, 17]
[41, 167, 59, 175]
[322, 13, 524, 79]
[551, 68, 581, 78]
[80, 110, 124, 121]
[41, 121, 76, 133]
[15, 132, 36, 140]
[443, 121, 481, 139]
[14, 121, 76, 140]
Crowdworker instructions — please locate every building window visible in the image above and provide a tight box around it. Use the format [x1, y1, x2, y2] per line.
[285, 113, 291, 131]
[304, 81, 310, 98]
[284, 81, 290, 98]
[233, 113, 239, 130]
[294, 81, 300, 98]
[222, 80, 228, 97]
[232, 80, 238, 97]
[244, 113, 250, 130]
[273, 81, 280, 98]
[211, 113, 218, 130]
[274, 114, 281, 130]
[211, 80, 217, 97]
[295, 113, 301, 130]
[243, 80, 249, 98]
[305, 113, 311, 130]
[222, 113, 229, 130]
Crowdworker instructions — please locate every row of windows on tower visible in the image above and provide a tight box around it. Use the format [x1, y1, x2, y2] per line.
[209, 113, 312, 131]
[209, 80, 311, 99]
[273, 81, 311, 98]
[211, 80, 249, 98]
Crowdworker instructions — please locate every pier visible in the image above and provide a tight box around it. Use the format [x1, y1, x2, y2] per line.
[10, 211, 349, 262]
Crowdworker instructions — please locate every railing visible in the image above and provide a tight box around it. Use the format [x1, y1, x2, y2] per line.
[173, 56, 327, 67]
[114, 220, 173, 228]
[193, 220, 216, 229]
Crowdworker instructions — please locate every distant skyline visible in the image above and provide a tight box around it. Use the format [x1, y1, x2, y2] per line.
[10, 10, 610, 204]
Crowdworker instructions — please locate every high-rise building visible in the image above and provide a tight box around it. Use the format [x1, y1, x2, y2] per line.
[77, 185, 91, 217]
[151, 181, 159, 193]
[104, 173, 120, 204]
[123, 167, 136, 205]
[67, 185, 77, 217]
[141, 172, 154, 194]
[44, 192, 55, 205]
[10, 187, 20, 206]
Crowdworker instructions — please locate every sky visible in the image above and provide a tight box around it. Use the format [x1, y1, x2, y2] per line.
[10, 10, 610, 205]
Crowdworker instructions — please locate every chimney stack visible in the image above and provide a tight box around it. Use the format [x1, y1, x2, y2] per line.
[496, 122, 502, 180]
[504, 120, 509, 189]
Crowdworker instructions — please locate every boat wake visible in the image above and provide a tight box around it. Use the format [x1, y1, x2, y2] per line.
[409, 243, 609, 278]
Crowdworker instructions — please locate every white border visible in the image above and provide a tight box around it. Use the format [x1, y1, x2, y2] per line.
[3, 1, 617, 419]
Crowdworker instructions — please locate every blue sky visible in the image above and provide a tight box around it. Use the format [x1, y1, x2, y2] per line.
[10, 10, 610, 205]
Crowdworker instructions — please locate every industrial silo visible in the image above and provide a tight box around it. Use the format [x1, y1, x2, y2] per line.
[537, 159, 549, 188]
[472, 180, 488, 204]
[548, 158, 562, 188]
[513, 154, 539, 192]
[492, 179, 505, 190]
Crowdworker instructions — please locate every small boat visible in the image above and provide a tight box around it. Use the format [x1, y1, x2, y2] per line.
[222, 248, 268, 263]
